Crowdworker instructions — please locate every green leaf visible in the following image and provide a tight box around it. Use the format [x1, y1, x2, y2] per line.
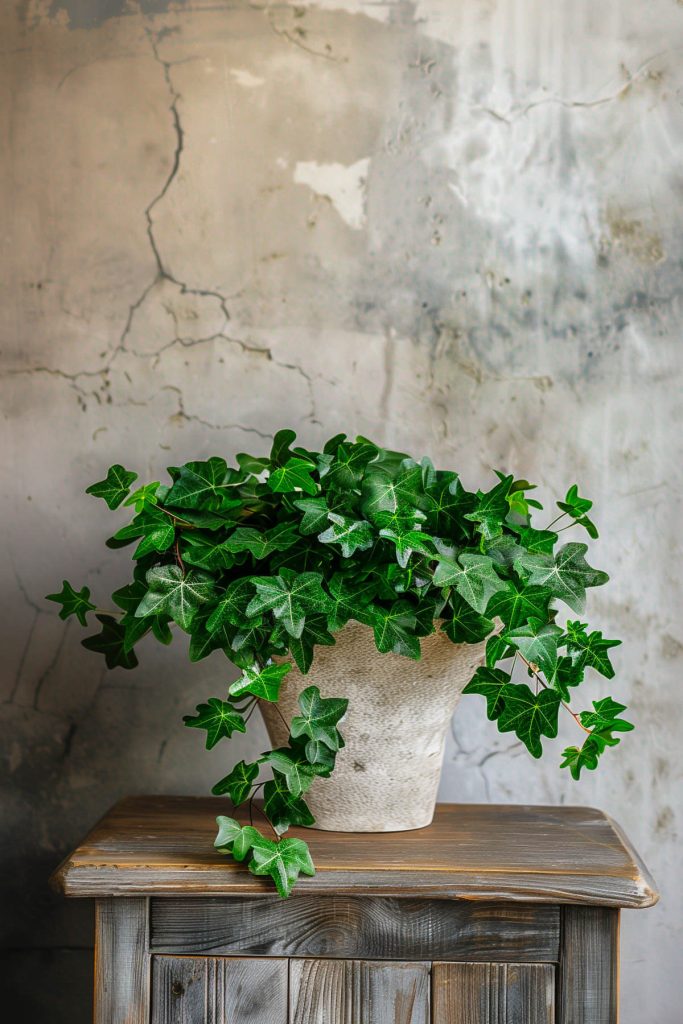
[318, 513, 374, 558]
[326, 573, 378, 631]
[295, 496, 341, 535]
[248, 834, 315, 898]
[564, 620, 621, 679]
[270, 428, 297, 467]
[165, 457, 236, 509]
[290, 685, 348, 752]
[579, 696, 634, 735]
[487, 580, 552, 629]
[262, 747, 326, 798]
[247, 570, 331, 638]
[370, 600, 421, 658]
[268, 457, 318, 496]
[111, 506, 175, 558]
[463, 666, 511, 720]
[324, 441, 378, 490]
[361, 464, 425, 523]
[82, 614, 138, 669]
[441, 594, 494, 644]
[503, 618, 563, 677]
[547, 655, 584, 701]
[123, 482, 160, 513]
[236, 453, 271, 476]
[496, 683, 561, 758]
[463, 475, 513, 540]
[515, 542, 609, 613]
[433, 552, 510, 614]
[378, 522, 435, 569]
[188, 614, 235, 662]
[221, 523, 300, 560]
[229, 662, 292, 702]
[214, 817, 263, 860]
[262, 773, 315, 832]
[136, 566, 216, 631]
[46, 580, 95, 626]
[485, 633, 515, 668]
[207, 577, 257, 631]
[183, 698, 246, 749]
[556, 484, 598, 539]
[285, 614, 336, 674]
[514, 527, 558, 554]
[211, 760, 260, 803]
[86, 464, 138, 510]
[424, 474, 476, 538]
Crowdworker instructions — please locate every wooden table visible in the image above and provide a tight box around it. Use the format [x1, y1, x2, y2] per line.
[52, 796, 658, 1023]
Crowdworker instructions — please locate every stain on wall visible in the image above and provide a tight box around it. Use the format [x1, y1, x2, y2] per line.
[1, 1, 682, 1020]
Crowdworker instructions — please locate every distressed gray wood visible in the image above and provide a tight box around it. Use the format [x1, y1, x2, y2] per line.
[151, 955, 288, 1024]
[289, 958, 430, 1024]
[150, 895, 559, 962]
[94, 897, 149, 1024]
[432, 962, 555, 1023]
[51, 797, 659, 908]
[558, 907, 619, 1024]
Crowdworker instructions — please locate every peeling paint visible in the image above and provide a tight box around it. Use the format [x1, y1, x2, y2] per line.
[294, 158, 371, 230]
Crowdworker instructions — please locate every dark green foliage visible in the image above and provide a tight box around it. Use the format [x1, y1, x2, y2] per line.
[49, 432, 627, 897]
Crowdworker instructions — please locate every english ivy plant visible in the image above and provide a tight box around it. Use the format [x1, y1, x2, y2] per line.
[48, 431, 631, 897]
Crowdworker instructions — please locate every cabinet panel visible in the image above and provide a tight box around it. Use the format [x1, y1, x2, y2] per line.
[151, 955, 288, 1024]
[432, 963, 555, 1024]
[289, 958, 430, 1024]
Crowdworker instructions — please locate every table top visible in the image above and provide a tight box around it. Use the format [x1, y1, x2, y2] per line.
[51, 796, 658, 908]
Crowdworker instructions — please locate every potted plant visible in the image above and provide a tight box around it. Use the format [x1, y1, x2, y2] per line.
[48, 430, 632, 897]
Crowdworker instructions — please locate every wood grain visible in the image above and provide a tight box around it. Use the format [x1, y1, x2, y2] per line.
[151, 955, 288, 1024]
[150, 895, 559, 962]
[558, 907, 619, 1023]
[432, 962, 555, 1023]
[289, 958, 430, 1024]
[51, 797, 658, 907]
[94, 897, 149, 1024]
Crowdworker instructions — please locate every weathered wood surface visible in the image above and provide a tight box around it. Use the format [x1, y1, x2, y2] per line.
[51, 796, 658, 907]
[558, 907, 619, 1024]
[150, 895, 559, 962]
[289, 958, 430, 1024]
[432, 962, 555, 1023]
[151, 955, 288, 1024]
[94, 897, 149, 1024]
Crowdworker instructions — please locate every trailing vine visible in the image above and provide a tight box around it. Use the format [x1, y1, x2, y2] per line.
[48, 430, 631, 897]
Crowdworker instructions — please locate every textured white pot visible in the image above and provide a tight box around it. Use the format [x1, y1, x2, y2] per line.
[260, 620, 487, 833]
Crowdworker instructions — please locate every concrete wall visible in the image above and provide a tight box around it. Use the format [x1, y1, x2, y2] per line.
[2, 0, 681, 1019]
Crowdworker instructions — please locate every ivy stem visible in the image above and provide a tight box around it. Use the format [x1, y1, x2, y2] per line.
[544, 512, 569, 531]
[248, 786, 280, 842]
[174, 537, 185, 576]
[516, 652, 591, 734]
[157, 506, 195, 528]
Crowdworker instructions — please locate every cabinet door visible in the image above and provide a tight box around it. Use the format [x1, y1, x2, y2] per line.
[289, 958, 430, 1024]
[432, 963, 555, 1024]
[151, 955, 288, 1024]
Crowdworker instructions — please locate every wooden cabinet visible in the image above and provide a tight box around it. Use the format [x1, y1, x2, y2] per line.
[52, 798, 657, 1024]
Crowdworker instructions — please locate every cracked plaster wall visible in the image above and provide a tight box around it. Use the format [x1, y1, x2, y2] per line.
[2, 0, 682, 1019]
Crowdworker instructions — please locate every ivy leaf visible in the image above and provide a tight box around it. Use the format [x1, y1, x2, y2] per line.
[247, 570, 331, 638]
[557, 484, 599, 539]
[369, 600, 421, 658]
[424, 474, 476, 538]
[211, 760, 260, 804]
[378, 523, 435, 569]
[248, 835, 315, 898]
[136, 566, 216, 631]
[515, 542, 609, 613]
[165, 457, 235, 509]
[547, 655, 585, 701]
[503, 618, 563, 677]
[268, 457, 318, 496]
[262, 747, 326, 798]
[294, 496, 346, 535]
[579, 697, 634, 735]
[485, 633, 515, 668]
[86, 464, 138, 510]
[564, 620, 621, 679]
[433, 552, 510, 614]
[513, 527, 558, 555]
[326, 573, 378, 631]
[184, 698, 246, 749]
[496, 683, 561, 758]
[110, 507, 175, 558]
[214, 817, 263, 861]
[285, 614, 335, 674]
[270, 428, 297, 467]
[46, 580, 95, 626]
[324, 441, 378, 490]
[207, 577, 257, 631]
[222, 523, 300, 560]
[361, 464, 425, 524]
[290, 685, 348, 751]
[506, 478, 541, 518]
[181, 531, 238, 572]
[188, 614, 235, 662]
[486, 580, 552, 630]
[441, 594, 494, 644]
[262, 773, 315, 832]
[318, 513, 374, 558]
[560, 730, 620, 780]
[301, 738, 336, 772]
[82, 614, 138, 669]
[229, 662, 292, 702]
[236, 453, 271, 476]
[123, 482, 160, 513]
[463, 474, 513, 540]
[463, 666, 511, 720]
[112, 580, 169, 653]
[484, 535, 524, 568]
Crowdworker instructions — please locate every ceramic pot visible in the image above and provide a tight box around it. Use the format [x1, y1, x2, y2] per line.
[259, 619, 487, 833]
